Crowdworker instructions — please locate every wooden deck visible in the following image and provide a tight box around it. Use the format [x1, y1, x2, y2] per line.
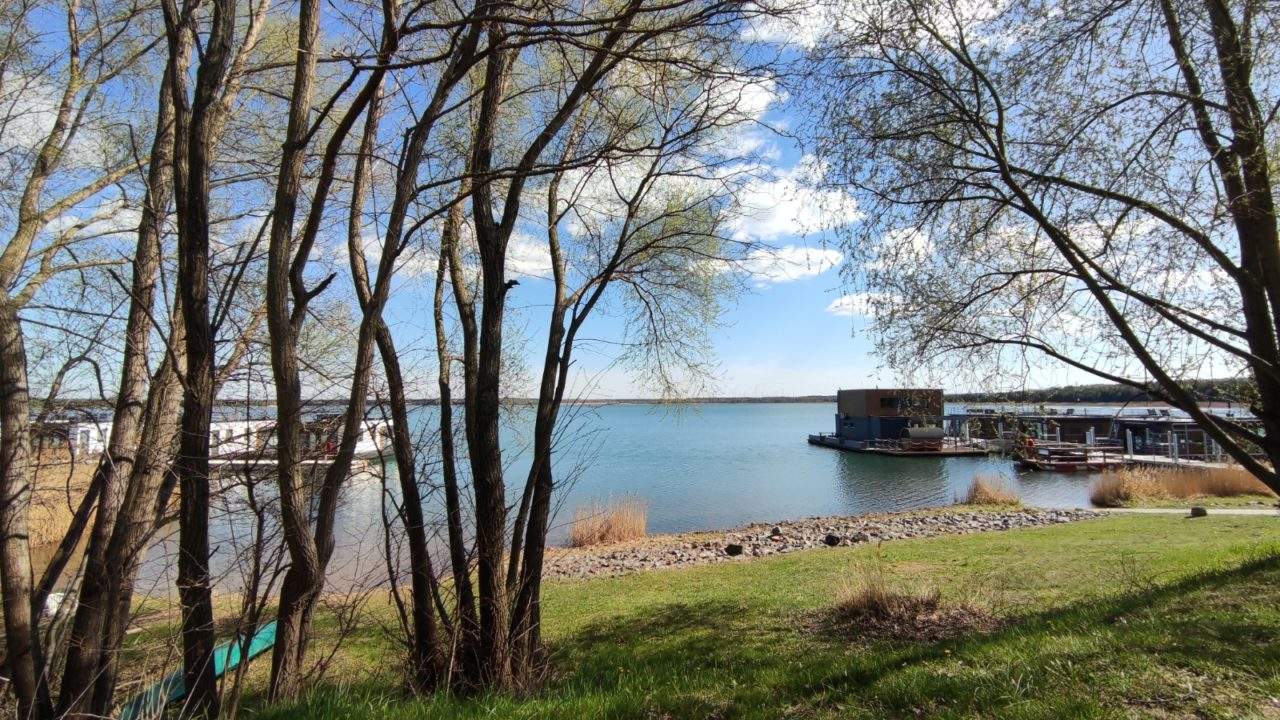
[1122, 454, 1234, 470]
[808, 434, 990, 457]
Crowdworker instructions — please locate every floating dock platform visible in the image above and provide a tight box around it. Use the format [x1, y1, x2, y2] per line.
[808, 434, 989, 457]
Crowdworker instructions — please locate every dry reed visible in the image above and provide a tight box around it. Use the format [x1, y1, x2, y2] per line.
[962, 475, 1020, 506]
[567, 497, 647, 547]
[824, 555, 998, 641]
[30, 450, 98, 547]
[1089, 465, 1276, 507]
[835, 565, 942, 622]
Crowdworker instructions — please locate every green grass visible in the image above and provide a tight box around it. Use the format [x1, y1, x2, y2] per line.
[1119, 494, 1279, 509]
[237, 515, 1280, 719]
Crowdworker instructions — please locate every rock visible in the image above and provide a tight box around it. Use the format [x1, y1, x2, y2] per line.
[1189, 506, 1208, 518]
[538, 508, 1096, 581]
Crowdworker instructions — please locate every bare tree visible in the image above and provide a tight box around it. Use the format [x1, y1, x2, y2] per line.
[262, 0, 488, 697]
[402, 0, 764, 689]
[804, 0, 1280, 488]
[508, 56, 759, 673]
[0, 0, 154, 714]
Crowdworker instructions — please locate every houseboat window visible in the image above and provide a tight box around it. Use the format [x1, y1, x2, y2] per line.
[879, 397, 900, 410]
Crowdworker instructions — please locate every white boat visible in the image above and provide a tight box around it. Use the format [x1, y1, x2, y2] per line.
[58, 415, 393, 460]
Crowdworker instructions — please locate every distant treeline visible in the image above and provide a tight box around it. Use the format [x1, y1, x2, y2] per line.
[43, 383, 1261, 411]
[40, 394, 840, 415]
[949, 378, 1258, 404]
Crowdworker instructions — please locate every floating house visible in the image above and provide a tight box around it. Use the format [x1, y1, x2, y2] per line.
[811, 388, 985, 456]
[961, 405, 1257, 463]
[33, 407, 392, 464]
[833, 388, 944, 442]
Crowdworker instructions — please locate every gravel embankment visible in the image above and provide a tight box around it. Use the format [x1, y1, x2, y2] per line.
[545, 507, 1097, 580]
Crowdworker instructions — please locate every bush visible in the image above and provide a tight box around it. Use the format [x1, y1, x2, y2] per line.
[568, 497, 647, 547]
[824, 556, 998, 641]
[963, 475, 1020, 506]
[1090, 466, 1276, 507]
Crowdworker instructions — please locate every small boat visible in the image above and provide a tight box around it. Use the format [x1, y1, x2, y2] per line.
[118, 620, 277, 720]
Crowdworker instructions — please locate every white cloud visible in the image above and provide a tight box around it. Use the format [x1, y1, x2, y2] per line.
[742, 0, 1012, 50]
[740, 245, 842, 283]
[825, 291, 886, 317]
[350, 223, 552, 282]
[740, 0, 841, 48]
[708, 74, 784, 123]
[46, 198, 143, 246]
[1, 75, 116, 170]
[729, 158, 861, 242]
[506, 232, 553, 278]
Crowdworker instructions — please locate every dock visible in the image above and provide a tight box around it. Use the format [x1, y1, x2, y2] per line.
[808, 433, 989, 457]
[1122, 454, 1234, 470]
[809, 388, 1260, 471]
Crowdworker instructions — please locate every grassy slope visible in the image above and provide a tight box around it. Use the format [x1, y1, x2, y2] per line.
[256, 514, 1280, 719]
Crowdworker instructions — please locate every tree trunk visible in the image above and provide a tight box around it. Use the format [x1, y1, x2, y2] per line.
[57, 59, 179, 719]
[0, 299, 54, 720]
[345, 84, 443, 690]
[263, 0, 323, 696]
[91, 339, 186, 713]
[466, 29, 516, 688]
[435, 204, 481, 686]
[374, 323, 442, 690]
[167, 0, 238, 712]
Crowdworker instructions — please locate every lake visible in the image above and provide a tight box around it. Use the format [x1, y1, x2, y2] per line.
[404, 401, 1096, 544]
[137, 401, 1101, 591]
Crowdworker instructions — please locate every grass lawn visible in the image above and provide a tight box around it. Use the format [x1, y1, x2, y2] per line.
[237, 514, 1280, 719]
[1120, 494, 1279, 509]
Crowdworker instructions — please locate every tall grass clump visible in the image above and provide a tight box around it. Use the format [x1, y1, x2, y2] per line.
[825, 551, 998, 641]
[1090, 466, 1276, 507]
[835, 560, 941, 622]
[962, 475, 1020, 506]
[568, 497, 647, 547]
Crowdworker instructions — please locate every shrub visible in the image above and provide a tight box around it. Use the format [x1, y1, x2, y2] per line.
[567, 497, 647, 547]
[1090, 466, 1276, 507]
[963, 475, 1020, 506]
[836, 569, 942, 622]
[824, 556, 998, 641]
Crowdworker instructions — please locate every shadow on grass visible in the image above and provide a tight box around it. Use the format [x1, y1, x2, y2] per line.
[546, 552, 1280, 718]
[255, 553, 1280, 719]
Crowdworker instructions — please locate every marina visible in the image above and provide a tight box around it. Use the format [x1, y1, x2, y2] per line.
[808, 388, 1261, 472]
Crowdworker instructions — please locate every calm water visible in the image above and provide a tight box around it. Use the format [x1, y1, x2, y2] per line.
[422, 401, 1095, 543]
[137, 401, 1100, 591]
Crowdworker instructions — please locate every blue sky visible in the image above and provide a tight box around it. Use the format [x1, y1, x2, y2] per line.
[377, 85, 895, 399]
[370, 67, 1097, 400]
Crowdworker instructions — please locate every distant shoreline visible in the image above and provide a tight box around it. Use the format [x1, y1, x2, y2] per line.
[39, 395, 1250, 411]
[38, 378, 1255, 411]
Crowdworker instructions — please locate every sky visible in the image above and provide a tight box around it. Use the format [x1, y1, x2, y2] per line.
[366, 14, 1106, 401]
[368, 78, 904, 399]
[10, 2, 1112, 402]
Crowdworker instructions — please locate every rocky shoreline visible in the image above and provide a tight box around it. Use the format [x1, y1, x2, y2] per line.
[545, 507, 1097, 580]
